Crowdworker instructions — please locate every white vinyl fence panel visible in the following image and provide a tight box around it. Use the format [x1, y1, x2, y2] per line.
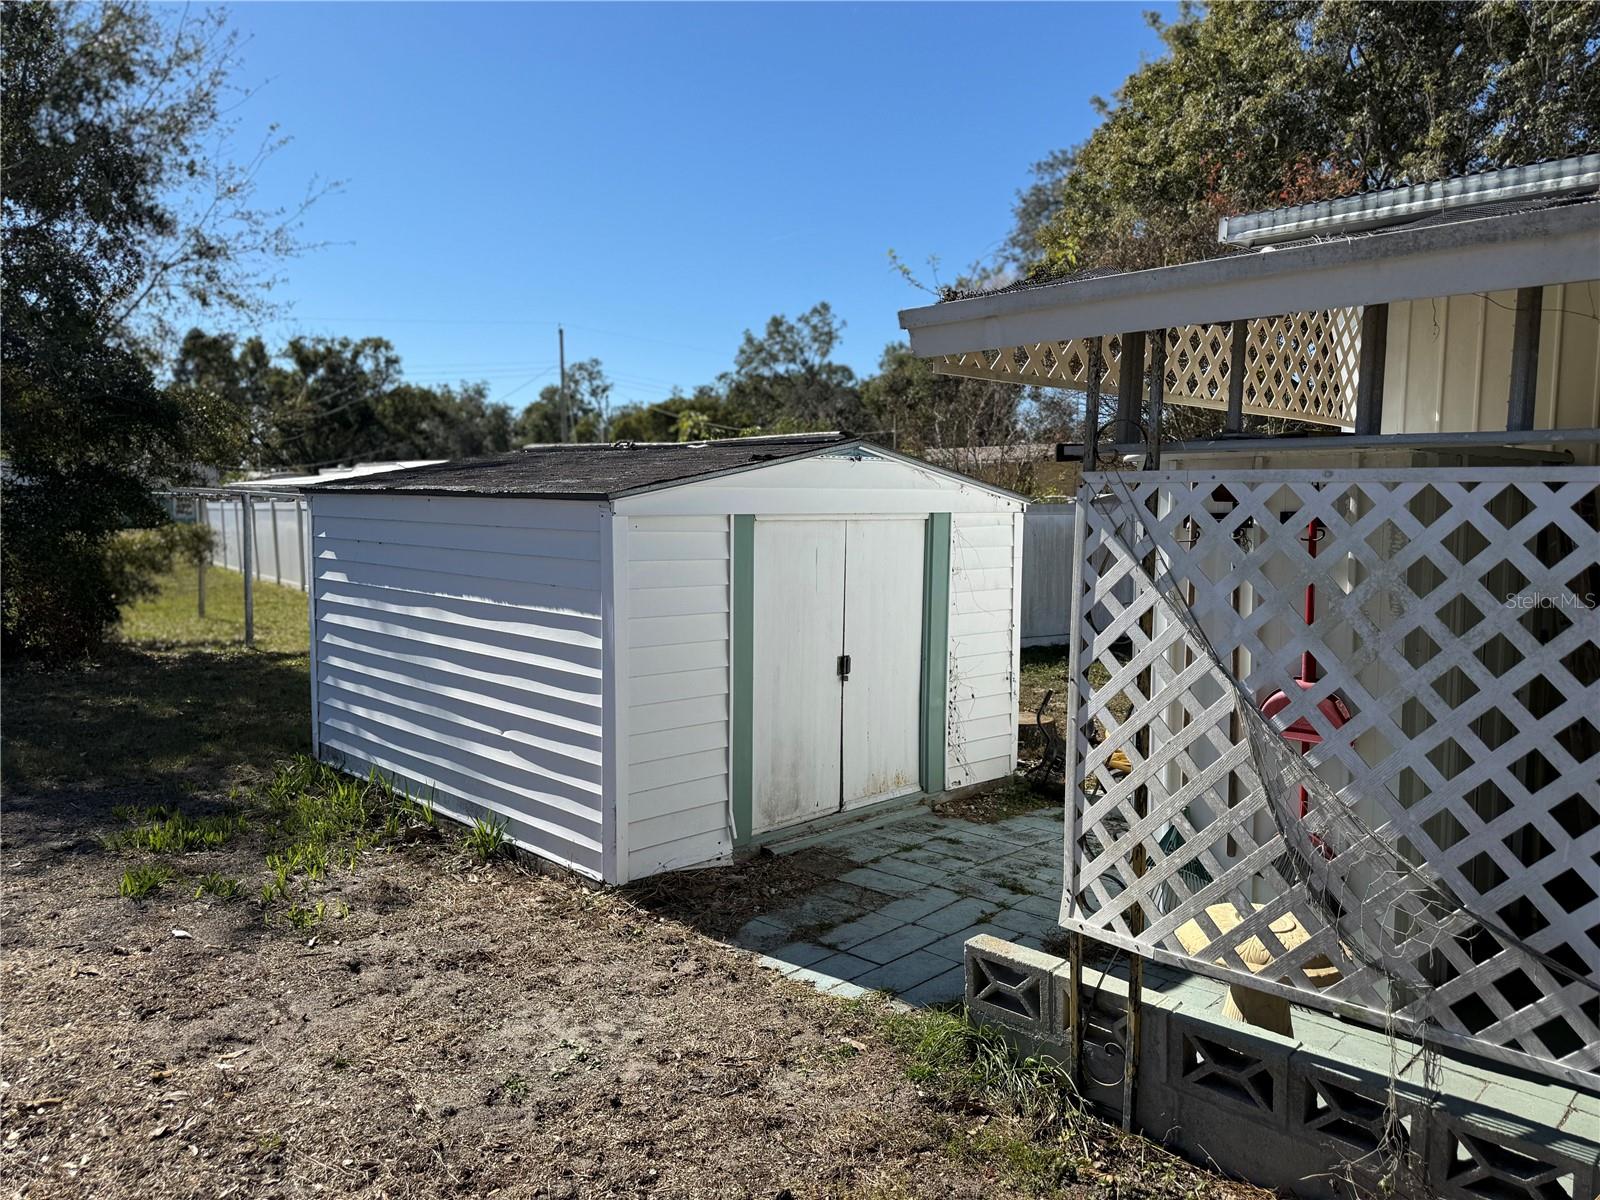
[1022, 505, 1074, 647]
[205, 495, 308, 590]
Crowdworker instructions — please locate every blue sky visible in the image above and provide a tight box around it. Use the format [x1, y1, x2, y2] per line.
[214, 2, 1173, 416]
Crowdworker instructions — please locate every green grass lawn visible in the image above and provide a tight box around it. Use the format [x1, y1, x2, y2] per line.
[121, 563, 309, 653]
[2, 566, 311, 793]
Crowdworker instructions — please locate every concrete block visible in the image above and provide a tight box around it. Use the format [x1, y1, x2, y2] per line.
[818, 911, 903, 950]
[872, 885, 963, 923]
[918, 897, 1004, 934]
[808, 950, 876, 983]
[867, 855, 964, 885]
[963, 935, 1061, 1035]
[1429, 1106, 1600, 1200]
[837, 866, 925, 897]
[763, 942, 833, 972]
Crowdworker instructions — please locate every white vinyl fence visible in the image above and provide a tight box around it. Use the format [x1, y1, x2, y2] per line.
[198, 493, 1083, 642]
[204, 494, 308, 591]
[1022, 504, 1074, 646]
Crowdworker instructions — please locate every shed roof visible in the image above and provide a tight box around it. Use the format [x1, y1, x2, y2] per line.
[304, 433, 860, 499]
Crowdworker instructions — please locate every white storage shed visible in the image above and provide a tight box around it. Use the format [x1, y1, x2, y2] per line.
[302, 434, 1027, 884]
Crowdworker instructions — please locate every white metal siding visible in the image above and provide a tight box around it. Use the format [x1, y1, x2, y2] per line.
[622, 515, 732, 879]
[1383, 282, 1600, 453]
[947, 512, 1021, 789]
[308, 492, 609, 878]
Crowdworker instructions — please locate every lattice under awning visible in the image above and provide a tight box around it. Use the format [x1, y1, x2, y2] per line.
[933, 311, 1361, 429]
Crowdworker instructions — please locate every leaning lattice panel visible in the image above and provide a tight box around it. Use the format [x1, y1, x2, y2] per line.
[1063, 467, 1600, 1089]
[932, 312, 1361, 429]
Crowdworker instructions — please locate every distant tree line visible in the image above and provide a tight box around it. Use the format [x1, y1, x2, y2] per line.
[13, 0, 1589, 660]
[177, 301, 1076, 480]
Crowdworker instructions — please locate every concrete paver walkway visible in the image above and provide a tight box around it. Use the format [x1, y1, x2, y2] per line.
[733, 805, 1064, 1005]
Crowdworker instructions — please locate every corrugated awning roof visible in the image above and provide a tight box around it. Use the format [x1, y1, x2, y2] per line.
[304, 434, 860, 499]
[898, 199, 1600, 358]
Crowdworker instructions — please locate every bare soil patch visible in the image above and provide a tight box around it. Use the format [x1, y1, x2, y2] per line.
[2, 783, 1266, 1200]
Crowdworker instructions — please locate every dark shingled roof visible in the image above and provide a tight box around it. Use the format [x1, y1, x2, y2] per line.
[304, 433, 861, 499]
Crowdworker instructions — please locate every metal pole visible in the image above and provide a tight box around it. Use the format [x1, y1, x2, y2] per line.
[241, 494, 255, 647]
[269, 498, 282, 586]
[1145, 329, 1168, 470]
[558, 324, 568, 442]
[295, 500, 307, 592]
[197, 498, 208, 618]
[1084, 336, 1103, 466]
[1354, 304, 1389, 437]
[1225, 319, 1248, 434]
[1507, 286, 1543, 431]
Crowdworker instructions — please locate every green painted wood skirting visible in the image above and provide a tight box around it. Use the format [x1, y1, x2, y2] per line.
[731, 515, 755, 847]
[920, 513, 951, 794]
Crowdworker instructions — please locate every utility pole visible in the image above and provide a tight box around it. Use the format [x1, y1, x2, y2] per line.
[558, 325, 568, 442]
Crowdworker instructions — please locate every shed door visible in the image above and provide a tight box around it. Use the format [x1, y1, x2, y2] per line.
[752, 520, 847, 833]
[841, 519, 925, 809]
[751, 518, 925, 835]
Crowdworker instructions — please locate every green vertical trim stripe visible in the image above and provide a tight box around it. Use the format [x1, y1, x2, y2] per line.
[731, 515, 755, 847]
[920, 513, 951, 794]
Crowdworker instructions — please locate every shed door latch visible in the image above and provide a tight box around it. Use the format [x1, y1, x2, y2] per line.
[836, 653, 851, 681]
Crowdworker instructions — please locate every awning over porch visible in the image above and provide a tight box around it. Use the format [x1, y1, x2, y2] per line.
[898, 165, 1600, 435]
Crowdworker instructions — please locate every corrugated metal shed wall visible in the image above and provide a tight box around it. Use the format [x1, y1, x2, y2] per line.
[622, 514, 734, 879]
[309, 492, 609, 878]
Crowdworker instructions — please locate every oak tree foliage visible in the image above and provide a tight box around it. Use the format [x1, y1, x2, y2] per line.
[1, 1, 322, 658]
[1008, 0, 1600, 275]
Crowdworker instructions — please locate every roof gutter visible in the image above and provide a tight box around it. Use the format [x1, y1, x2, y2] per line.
[897, 203, 1600, 360]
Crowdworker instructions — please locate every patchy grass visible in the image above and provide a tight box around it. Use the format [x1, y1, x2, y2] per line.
[880, 1004, 1078, 1130]
[253, 755, 440, 912]
[120, 563, 309, 653]
[871, 1002, 1219, 1197]
[192, 871, 244, 901]
[117, 863, 172, 900]
[106, 802, 249, 853]
[2, 566, 310, 792]
[465, 814, 509, 863]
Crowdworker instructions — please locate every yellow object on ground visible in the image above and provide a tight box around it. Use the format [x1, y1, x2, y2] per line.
[1173, 902, 1342, 1037]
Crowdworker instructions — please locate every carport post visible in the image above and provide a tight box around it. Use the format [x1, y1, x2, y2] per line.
[197, 497, 208, 618]
[269, 498, 282, 585]
[241, 494, 255, 647]
[295, 500, 307, 592]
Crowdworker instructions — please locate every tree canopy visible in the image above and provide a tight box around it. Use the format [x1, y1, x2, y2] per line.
[1, 1, 316, 658]
[1008, 0, 1600, 275]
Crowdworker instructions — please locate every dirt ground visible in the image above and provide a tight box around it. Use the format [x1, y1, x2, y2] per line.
[1, 578, 1264, 1200]
[0, 786, 1267, 1200]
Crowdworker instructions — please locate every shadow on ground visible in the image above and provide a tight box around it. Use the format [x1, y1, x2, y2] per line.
[2, 644, 310, 803]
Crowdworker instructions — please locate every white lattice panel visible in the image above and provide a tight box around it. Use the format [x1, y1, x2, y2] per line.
[1063, 467, 1600, 1088]
[933, 312, 1361, 429]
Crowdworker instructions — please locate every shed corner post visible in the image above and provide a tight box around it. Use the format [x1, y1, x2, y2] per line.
[305, 494, 320, 761]
[730, 514, 756, 848]
[600, 504, 631, 885]
[919, 513, 952, 795]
